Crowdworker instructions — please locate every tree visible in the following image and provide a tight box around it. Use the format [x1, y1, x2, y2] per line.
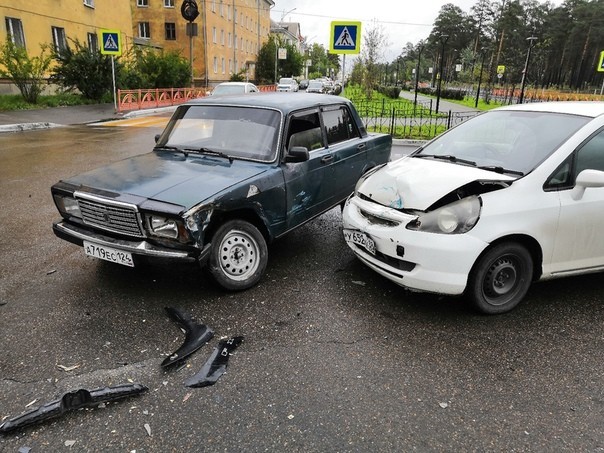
[358, 22, 389, 98]
[51, 39, 113, 100]
[255, 36, 304, 83]
[0, 40, 53, 104]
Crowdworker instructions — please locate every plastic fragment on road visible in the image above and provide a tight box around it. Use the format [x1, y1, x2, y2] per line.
[0, 383, 148, 435]
[185, 336, 244, 388]
[144, 423, 151, 436]
[161, 307, 214, 368]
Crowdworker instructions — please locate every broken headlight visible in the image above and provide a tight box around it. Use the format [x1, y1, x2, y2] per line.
[146, 214, 180, 239]
[406, 196, 481, 234]
[53, 195, 82, 220]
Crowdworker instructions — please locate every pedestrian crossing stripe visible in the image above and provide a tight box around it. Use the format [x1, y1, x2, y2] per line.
[100, 29, 122, 56]
[329, 21, 361, 55]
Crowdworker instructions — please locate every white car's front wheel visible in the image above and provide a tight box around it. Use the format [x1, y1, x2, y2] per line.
[467, 242, 533, 315]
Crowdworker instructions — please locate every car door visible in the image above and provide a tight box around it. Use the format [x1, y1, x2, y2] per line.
[550, 129, 604, 272]
[321, 104, 367, 202]
[281, 109, 335, 229]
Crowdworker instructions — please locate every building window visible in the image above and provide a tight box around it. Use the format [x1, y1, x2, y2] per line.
[211, 0, 215, 12]
[5, 17, 25, 47]
[137, 0, 148, 6]
[51, 26, 67, 52]
[212, 27, 216, 43]
[229, 59, 233, 73]
[165, 23, 176, 40]
[228, 5, 231, 20]
[219, 2, 224, 16]
[83, 0, 94, 7]
[213, 57, 218, 73]
[228, 32, 232, 48]
[164, 0, 174, 6]
[138, 22, 150, 39]
[220, 29, 224, 46]
[221, 57, 225, 74]
[87, 32, 98, 52]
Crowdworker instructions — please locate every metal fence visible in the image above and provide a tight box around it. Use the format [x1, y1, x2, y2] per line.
[350, 98, 479, 140]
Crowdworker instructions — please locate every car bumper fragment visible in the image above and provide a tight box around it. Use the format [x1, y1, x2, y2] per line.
[185, 336, 244, 388]
[161, 307, 214, 368]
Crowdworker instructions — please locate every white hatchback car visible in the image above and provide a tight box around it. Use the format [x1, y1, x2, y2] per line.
[343, 102, 604, 314]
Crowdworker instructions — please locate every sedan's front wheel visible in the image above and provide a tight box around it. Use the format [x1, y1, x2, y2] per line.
[466, 242, 533, 315]
[208, 220, 268, 291]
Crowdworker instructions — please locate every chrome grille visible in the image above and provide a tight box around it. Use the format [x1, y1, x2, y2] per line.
[76, 194, 145, 238]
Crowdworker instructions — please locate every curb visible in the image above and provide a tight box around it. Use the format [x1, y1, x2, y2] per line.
[0, 122, 63, 133]
[392, 138, 427, 147]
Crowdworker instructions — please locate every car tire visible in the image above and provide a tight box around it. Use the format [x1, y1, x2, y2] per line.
[466, 242, 533, 315]
[208, 220, 268, 291]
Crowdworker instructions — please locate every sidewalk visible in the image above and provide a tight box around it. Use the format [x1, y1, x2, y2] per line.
[0, 103, 177, 133]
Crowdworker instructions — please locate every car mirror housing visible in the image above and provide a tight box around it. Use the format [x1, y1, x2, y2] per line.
[571, 169, 604, 200]
[285, 146, 310, 163]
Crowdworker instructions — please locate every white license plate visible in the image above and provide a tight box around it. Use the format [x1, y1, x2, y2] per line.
[343, 229, 376, 255]
[83, 241, 134, 267]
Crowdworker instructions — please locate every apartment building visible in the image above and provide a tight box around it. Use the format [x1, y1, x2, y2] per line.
[1, 0, 273, 91]
[132, 0, 274, 86]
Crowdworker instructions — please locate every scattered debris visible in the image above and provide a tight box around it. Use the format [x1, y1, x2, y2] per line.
[0, 383, 148, 434]
[57, 364, 80, 372]
[46, 269, 57, 275]
[287, 414, 295, 420]
[185, 336, 244, 388]
[183, 392, 192, 402]
[144, 423, 151, 437]
[65, 440, 76, 447]
[439, 402, 449, 409]
[352, 280, 366, 286]
[162, 307, 214, 368]
[24, 400, 38, 409]
[18, 447, 31, 453]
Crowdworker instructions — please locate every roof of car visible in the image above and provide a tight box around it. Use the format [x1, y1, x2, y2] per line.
[496, 101, 604, 118]
[186, 92, 352, 113]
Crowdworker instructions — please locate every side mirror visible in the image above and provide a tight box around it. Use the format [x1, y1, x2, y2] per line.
[285, 146, 310, 163]
[571, 169, 604, 200]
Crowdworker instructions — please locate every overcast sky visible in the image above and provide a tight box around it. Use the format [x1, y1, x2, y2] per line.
[269, 0, 561, 62]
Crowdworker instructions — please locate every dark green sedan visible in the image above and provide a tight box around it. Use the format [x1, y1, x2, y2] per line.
[51, 93, 392, 290]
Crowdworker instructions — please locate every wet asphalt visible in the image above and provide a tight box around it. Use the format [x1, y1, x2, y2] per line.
[0, 122, 603, 451]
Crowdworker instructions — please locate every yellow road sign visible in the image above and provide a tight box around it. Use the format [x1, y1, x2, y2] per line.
[100, 29, 122, 56]
[329, 21, 361, 55]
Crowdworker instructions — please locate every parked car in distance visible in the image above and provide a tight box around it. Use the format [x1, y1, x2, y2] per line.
[276, 77, 299, 92]
[51, 93, 392, 291]
[343, 101, 604, 314]
[210, 82, 259, 96]
[306, 80, 325, 94]
[298, 79, 309, 90]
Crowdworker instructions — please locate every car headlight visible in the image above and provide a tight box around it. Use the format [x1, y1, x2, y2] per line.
[146, 214, 180, 239]
[406, 196, 481, 234]
[53, 195, 82, 219]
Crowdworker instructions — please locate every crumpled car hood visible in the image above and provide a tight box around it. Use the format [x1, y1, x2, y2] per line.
[358, 156, 516, 210]
[63, 151, 268, 210]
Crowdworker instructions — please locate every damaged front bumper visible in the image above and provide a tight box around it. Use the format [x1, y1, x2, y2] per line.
[53, 220, 210, 264]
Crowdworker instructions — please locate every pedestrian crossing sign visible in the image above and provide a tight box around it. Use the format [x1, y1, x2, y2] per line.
[100, 29, 122, 56]
[330, 21, 361, 55]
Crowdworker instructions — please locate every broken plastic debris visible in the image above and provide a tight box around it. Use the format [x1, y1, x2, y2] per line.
[185, 336, 244, 388]
[161, 307, 214, 368]
[64, 440, 76, 447]
[57, 364, 80, 372]
[352, 280, 366, 286]
[144, 423, 151, 436]
[439, 402, 449, 409]
[0, 383, 148, 434]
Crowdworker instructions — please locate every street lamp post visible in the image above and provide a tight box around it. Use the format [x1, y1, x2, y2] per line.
[435, 35, 449, 114]
[413, 42, 424, 110]
[474, 51, 486, 108]
[518, 36, 538, 104]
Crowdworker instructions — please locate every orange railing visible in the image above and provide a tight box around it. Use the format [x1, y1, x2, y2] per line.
[117, 85, 277, 112]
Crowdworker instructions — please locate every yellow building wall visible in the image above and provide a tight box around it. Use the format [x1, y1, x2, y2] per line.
[1, 0, 132, 57]
[131, 0, 273, 86]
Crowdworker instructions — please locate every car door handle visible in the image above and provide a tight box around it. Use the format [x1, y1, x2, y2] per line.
[321, 155, 334, 164]
[357, 143, 367, 150]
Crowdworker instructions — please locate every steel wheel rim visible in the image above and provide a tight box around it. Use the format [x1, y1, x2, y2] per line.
[218, 228, 260, 281]
[482, 256, 519, 305]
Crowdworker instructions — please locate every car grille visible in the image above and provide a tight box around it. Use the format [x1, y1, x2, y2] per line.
[76, 194, 145, 238]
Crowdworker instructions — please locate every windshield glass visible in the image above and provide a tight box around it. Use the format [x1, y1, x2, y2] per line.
[417, 110, 590, 175]
[213, 84, 245, 95]
[157, 105, 281, 162]
[279, 78, 293, 85]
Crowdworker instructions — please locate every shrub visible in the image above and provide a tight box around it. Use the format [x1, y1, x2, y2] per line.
[0, 40, 53, 104]
[51, 39, 114, 100]
[120, 47, 191, 89]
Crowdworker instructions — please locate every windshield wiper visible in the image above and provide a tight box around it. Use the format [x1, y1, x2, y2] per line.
[184, 147, 234, 164]
[154, 145, 189, 157]
[478, 165, 524, 176]
[415, 154, 477, 166]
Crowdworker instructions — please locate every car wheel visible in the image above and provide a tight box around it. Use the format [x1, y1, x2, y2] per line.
[466, 242, 533, 314]
[208, 220, 268, 291]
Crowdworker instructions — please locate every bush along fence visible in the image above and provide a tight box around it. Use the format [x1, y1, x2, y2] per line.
[350, 97, 479, 140]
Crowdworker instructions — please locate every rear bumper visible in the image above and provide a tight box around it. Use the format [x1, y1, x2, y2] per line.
[53, 220, 207, 263]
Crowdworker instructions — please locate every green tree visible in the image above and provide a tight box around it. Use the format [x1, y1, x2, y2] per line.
[0, 40, 53, 104]
[255, 36, 304, 83]
[358, 22, 389, 98]
[51, 39, 113, 100]
[120, 47, 190, 89]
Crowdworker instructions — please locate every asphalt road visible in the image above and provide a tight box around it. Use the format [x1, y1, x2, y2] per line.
[1, 124, 603, 452]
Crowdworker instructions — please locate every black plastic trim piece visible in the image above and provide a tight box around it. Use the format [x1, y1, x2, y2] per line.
[185, 336, 244, 388]
[161, 307, 214, 368]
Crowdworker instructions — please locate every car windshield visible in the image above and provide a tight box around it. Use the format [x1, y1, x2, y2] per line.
[213, 85, 245, 95]
[156, 105, 281, 162]
[308, 81, 323, 88]
[415, 110, 590, 175]
[279, 78, 294, 85]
